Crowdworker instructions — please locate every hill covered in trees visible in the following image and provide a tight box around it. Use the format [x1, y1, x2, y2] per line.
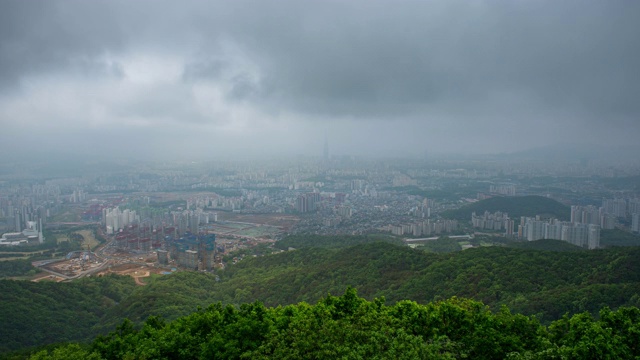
[441, 195, 570, 221]
[274, 234, 404, 250]
[28, 289, 640, 359]
[0, 274, 136, 354]
[0, 259, 41, 278]
[600, 229, 640, 247]
[3, 239, 640, 355]
[506, 239, 586, 252]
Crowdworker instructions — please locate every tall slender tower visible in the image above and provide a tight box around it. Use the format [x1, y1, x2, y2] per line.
[323, 133, 329, 161]
[38, 218, 44, 243]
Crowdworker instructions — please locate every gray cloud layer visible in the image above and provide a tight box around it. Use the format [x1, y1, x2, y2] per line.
[1, 0, 639, 160]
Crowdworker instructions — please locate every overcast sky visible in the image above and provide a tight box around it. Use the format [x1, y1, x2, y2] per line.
[1, 0, 638, 161]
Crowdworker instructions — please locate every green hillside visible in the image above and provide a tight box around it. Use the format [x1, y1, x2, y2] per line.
[0, 274, 136, 353]
[3, 240, 640, 354]
[0, 259, 41, 278]
[105, 243, 640, 324]
[274, 234, 404, 250]
[506, 239, 586, 252]
[28, 290, 640, 360]
[600, 229, 640, 247]
[441, 195, 570, 221]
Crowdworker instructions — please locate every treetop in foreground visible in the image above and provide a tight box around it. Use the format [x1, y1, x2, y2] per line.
[29, 288, 640, 360]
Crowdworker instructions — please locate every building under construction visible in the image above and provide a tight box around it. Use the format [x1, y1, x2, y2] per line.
[113, 224, 167, 251]
[157, 249, 169, 265]
[162, 233, 217, 270]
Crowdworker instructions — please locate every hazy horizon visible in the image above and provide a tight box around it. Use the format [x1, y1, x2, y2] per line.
[1, 0, 639, 162]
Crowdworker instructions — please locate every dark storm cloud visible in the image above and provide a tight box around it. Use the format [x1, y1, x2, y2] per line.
[0, 0, 125, 87]
[3, 0, 639, 118]
[1, 0, 639, 158]
[206, 0, 640, 121]
[183, 57, 268, 104]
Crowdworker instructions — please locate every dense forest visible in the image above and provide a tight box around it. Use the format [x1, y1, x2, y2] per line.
[2, 238, 640, 356]
[0, 275, 136, 353]
[0, 259, 41, 278]
[600, 228, 640, 247]
[505, 238, 586, 252]
[26, 289, 640, 359]
[441, 195, 570, 221]
[274, 234, 404, 250]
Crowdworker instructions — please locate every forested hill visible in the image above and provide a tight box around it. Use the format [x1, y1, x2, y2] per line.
[274, 234, 404, 250]
[3, 242, 640, 355]
[506, 239, 586, 252]
[0, 275, 136, 353]
[441, 195, 570, 221]
[99, 243, 640, 326]
[27, 290, 640, 360]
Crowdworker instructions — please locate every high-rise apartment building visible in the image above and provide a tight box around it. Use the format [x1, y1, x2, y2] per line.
[632, 213, 640, 233]
[104, 207, 140, 233]
[628, 199, 640, 215]
[602, 198, 627, 217]
[570, 205, 601, 225]
[297, 192, 320, 213]
[521, 217, 600, 249]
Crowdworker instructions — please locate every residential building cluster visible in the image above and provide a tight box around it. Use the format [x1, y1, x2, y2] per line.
[489, 185, 516, 196]
[170, 209, 212, 236]
[519, 216, 600, 249]
[3, 155, 640, 254]
[599, 198, 640, 219]
[296, 192, 321, 213]
[385, 219, 458, 237]
[601, 198, 628, 218]
[69, 189, 87, 203]
[570, 198, 640, 232]
[103, 207, 140, 234]
[471, 211, 514, 235]
[471, 209, 604, 247]
[571, 205, 616, 230]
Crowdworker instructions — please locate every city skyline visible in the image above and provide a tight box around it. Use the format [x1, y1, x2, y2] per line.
[0, 1, 639, 161]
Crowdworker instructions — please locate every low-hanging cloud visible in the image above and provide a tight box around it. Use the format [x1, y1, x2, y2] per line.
[0, 0, 639, 160]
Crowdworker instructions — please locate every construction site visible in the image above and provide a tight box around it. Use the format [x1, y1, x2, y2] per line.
[31, 211, 287, 283]
[97, 263, 166, 285]
[37, 249, 109, 279]
[164, 233, 219, 270]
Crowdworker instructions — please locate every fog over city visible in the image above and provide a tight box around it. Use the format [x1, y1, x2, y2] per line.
[1, 0, 639, 161]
